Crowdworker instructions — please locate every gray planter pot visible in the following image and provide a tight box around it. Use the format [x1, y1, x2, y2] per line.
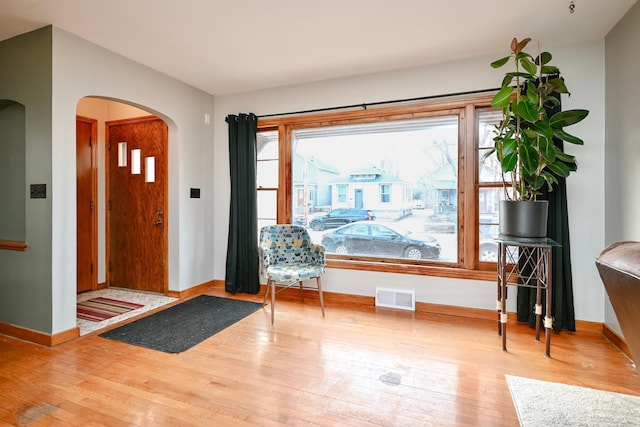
[499, 200, 549, 238]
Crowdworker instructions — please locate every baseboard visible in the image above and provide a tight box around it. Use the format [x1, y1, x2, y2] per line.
[225, 282, 608, 335]
[166, 280, 219, 299]
[0, 321, 79, 347]
[2, 279, 616, 347]
[603, 323, 633, 361]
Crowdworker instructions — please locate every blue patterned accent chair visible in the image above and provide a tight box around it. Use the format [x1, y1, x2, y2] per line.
[259, 224, 326, 324]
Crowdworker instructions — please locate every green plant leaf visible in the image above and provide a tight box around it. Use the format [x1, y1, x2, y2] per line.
[520, 57, 537, 75]
[491, 56, 510, 68]
[554, 149, 576, 164]
[535, 52, 552, 66]
[526, 81, 539, 104]
[491, 86, 514, 108]
[524, 173, 545, 192]
[539, 137, 556, 163]
[502, 152, 518, 172]
[530, 120, 554, 139]
[543, 97, 561, 110]
[500, 74, 513, 88]
[554, 129, 584, 145]
[520, 144, 539, 174]
[541, 65, 560, 75]
[515, 51, 533, 62]
[547, 161, 571, 177]
[501, 138, 517, 156]
[546, 77, 569, 94]
[540, 171, 559, 191]
[550, 109, 589, 128]
[515, 99, 541, 122]
[508, 71, 535, 79]
[481, 148, 496, 162]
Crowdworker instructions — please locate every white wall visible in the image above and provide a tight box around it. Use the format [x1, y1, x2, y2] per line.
[214, 39, 607, 323]
[51, 27, 215, 334]
[603, 1, 640, 337]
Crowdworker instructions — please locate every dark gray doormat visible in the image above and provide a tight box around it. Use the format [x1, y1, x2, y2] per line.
[99, 295, 262, 353]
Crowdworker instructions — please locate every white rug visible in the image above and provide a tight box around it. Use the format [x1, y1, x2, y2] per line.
[506, 375, 640, 426]
[77, 287, 177, 336]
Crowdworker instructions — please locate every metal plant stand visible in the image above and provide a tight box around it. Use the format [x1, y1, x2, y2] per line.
[496, 236, 559, 357]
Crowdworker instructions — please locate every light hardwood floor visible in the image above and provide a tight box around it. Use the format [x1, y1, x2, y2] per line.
[1, 287, 639, 426]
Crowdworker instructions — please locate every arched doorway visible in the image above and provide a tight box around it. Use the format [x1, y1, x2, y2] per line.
[76, 97, 170, 295]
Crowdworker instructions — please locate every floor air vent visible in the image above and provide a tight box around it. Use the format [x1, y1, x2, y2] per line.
[375, 288, 415, 311]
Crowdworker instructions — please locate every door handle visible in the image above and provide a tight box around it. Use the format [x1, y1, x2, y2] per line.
[154, 220, 163, 226]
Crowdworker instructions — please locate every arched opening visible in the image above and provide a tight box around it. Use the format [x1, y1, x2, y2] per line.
[75, 96, 177, 334]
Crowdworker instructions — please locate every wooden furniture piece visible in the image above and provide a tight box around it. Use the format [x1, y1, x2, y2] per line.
[596, 241, 640, 370]
[496, 236, 559, 357]
[259, 224, 326, 324]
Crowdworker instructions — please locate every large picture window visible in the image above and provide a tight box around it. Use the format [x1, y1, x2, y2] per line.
[258, 95, 499, 279]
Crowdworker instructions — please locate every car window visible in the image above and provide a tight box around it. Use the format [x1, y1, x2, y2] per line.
[371, 225, 397, 238]
[345, 224, 369, 236]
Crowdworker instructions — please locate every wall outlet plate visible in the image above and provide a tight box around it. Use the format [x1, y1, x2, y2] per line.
[30, 184, 46, 199]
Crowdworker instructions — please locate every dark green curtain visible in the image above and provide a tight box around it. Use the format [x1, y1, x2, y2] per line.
[225, 113, 260, 294]
[517, 92, 576, 332]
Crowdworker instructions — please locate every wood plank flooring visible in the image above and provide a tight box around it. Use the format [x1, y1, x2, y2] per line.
[1, 287, 639, 426]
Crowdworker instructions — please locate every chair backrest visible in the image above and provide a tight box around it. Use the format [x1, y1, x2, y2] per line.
[259, 224, 315, 266]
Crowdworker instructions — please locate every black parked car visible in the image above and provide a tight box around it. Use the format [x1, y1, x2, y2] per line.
[321, 221, 440, 260]
[309, 208, 375, 231]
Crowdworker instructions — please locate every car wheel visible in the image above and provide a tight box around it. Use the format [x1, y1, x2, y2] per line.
[310, 221, 324, 231]
[334, 245, 348, 255]
[480, 243, 498, 262]
[404, 247, 423, 260]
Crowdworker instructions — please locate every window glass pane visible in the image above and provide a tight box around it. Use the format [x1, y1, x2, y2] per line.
[291, 116, 458, 263]
[478, 109, 510, 263]
[478, 110, 502, 148]
[478, 110, 508, 184]
[257, 130, 278, 233]
[257, 131, 278, 159]
[257, 189, 277, 224]
[257, 159, 278, 188]
[257, 130, 278, 188]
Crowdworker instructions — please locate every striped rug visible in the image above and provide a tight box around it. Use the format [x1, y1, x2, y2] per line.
[77, 297, 144, 322]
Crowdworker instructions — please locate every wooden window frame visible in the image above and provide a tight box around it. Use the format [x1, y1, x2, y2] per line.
[258, 94, 497, 281]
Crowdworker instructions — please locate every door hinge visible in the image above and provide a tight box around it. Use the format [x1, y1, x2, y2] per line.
[108, 262, 112, 272]
[108, 200, 112, 211]
[90, 263, 94, 275]
[108, 142, 111, 150]
[90, 201, 94, 211]
[89, 137, 93, 148]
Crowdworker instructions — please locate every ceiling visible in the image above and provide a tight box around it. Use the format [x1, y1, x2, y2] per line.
[0, 0, 636, 96]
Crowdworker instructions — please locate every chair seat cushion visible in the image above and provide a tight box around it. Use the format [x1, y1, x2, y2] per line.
[266, 263, 325, 282]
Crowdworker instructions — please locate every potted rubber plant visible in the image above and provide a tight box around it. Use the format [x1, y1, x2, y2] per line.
[485, 37, 589, 238]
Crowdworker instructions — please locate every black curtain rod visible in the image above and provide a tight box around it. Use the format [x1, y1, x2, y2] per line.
[256, 87, 501, 119]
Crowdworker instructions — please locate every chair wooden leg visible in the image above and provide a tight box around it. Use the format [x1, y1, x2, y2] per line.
[262, 280, 270, 307]
[316, 277, 325, 317]
[270, 279, 276, 325]
[299, 281, 304, 302]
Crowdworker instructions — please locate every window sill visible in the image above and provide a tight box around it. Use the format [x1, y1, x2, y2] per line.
[326, 258, 497, 281]
[0, 240, 28, 251]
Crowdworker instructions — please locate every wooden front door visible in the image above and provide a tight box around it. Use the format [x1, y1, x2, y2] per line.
[106, 117, 168, 293]
[76, 116, 97, 293]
